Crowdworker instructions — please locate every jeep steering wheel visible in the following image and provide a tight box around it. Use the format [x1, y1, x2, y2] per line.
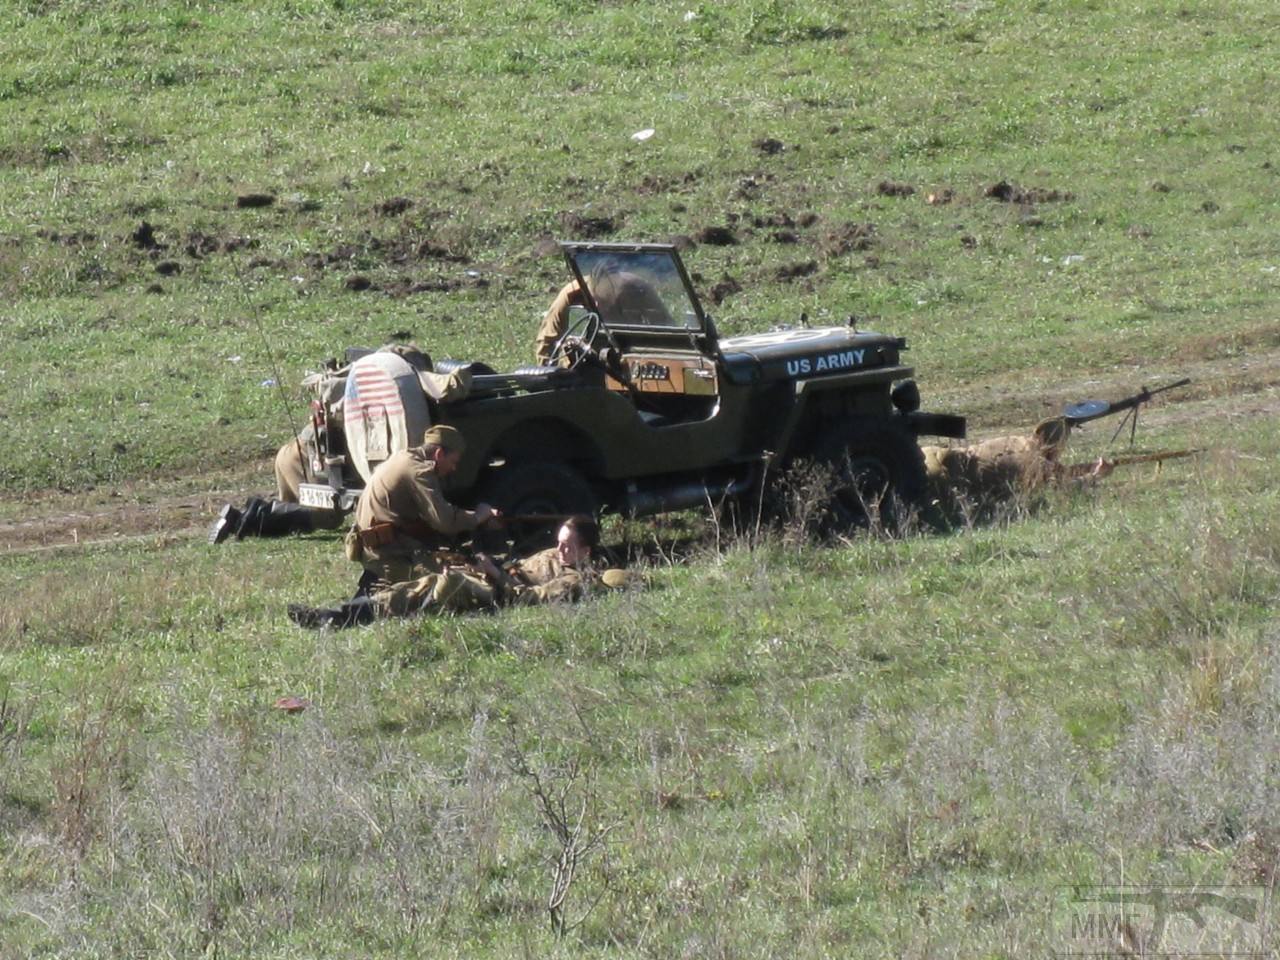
[548, 311, 601, 369]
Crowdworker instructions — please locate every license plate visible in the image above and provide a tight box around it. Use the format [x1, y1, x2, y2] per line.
[298, 484, 336, 510]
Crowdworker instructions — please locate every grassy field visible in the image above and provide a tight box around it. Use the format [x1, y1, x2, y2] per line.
[2, 1, 1280, 956]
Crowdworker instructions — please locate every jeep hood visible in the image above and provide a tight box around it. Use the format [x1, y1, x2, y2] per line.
[719, 326, 903, 382]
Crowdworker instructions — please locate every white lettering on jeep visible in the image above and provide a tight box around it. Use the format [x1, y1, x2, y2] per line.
[787, 349, 865, 376]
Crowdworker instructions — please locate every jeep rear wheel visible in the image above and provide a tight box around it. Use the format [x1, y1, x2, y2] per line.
[480, 461, 598, 552]
[810, 420, 926, 535]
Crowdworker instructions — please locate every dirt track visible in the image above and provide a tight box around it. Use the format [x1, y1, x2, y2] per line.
[4, 348, 1278, 555]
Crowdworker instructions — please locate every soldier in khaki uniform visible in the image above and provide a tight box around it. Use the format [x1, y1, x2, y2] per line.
[346, 424, 498, 586]
[534, 269, 673, 364]
[534, 279, 587, 364]
[289, 516, 621, 628]
[921, 417, 1112, 513]
[210, 343, 454, 544]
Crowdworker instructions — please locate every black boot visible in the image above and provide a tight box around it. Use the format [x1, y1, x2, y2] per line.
[288, 603, 341, 629]
[235, 497, 269, 539]
[208, 503, 243, 544]
[287, 597, 376, 630]
[236, 499, 316, 539]
[352, 569, 382, 599]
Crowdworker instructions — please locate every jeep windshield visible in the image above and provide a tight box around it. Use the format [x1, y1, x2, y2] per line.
[563, 243, 705, 333]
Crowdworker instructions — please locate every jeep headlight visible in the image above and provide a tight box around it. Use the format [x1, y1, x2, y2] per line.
[891, 379, 921, 413]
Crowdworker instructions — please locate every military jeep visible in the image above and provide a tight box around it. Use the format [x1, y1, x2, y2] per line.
[295, 241, 965, 535]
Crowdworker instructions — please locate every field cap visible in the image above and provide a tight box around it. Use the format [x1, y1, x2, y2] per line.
[1033, 416, 1070, 450]
[424, 424, 465, 453]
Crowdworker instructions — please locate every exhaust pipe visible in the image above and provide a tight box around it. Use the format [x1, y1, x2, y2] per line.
[623, 471, 758, 518]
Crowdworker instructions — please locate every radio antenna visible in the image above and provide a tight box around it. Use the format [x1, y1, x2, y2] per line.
[240, 269, 311, 482]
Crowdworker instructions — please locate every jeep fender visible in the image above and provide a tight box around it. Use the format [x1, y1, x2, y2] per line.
[458, 417, 606, 491]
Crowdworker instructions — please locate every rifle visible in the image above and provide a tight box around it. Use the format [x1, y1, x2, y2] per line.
[1063, 377, 1191, 445]
[495, 512, 595, 525]
[1066, 448, 1204, 478]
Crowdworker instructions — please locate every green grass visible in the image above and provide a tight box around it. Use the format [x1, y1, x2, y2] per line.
[3, 424, 1278, 955]
[3, 1, 1280, 955]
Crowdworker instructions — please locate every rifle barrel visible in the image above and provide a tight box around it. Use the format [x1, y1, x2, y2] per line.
[1112, 377, 1193, 413]
[1108, 447, 1204, 467]
[1065, 448, 1203, 478]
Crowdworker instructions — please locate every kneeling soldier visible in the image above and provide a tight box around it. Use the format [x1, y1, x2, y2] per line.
[345, 423, 499, 586]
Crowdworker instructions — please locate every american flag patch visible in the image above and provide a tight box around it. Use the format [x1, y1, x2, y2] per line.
[345, 359, 405, 424]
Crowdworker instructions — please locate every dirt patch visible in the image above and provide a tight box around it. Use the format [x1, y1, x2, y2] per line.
[1175, 323, 1280, 362]
[709, 274, 742, 304]
[635, 171, 699, 195]
[412, 240, 470, 263]
[235, 193, 276, 209]
[558, 212, 616, 238]
[304, 240, 371, 270]
[36, 228, 98, 246]
[378, 196, 413, 216]
[820, 222, 877, 256]
[0, 462, 280, 554]
[735, 173, 775, 200]
[385, 276, 466, 297]
[696, 225, 738, 246]
[985, 181, 1073, 204]
[531, 234, 559, 258]
[129, 221, 164, 251]
[776, 260, 818, 281]
[183, 231, 258, 258]
[751, 212, 795, 229]
[877, 180, 915, 197]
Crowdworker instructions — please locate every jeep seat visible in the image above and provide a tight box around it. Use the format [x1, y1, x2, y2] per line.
[435, 358, 498, 376]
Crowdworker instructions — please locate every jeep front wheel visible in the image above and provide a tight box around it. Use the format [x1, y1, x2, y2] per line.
[809, 420, 927, 535]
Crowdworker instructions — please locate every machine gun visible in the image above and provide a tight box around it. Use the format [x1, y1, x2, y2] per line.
[1063, 378, 1191, 446]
